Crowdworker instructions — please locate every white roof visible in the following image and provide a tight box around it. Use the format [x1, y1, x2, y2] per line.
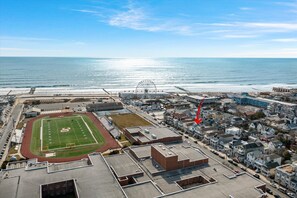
[188, 95, 218, 100]
[11, 129, 22, 144]
[26, 107, 41, 113]
[257, 97, 297, 107]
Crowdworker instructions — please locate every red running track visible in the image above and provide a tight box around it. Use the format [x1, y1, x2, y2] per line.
[21, 112, 120, 163]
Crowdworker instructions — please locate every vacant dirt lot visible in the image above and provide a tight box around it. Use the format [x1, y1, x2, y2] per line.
[109, 113, 152, 130]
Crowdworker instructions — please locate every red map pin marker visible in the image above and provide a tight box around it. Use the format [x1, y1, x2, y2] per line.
[194, 97, 205, 124]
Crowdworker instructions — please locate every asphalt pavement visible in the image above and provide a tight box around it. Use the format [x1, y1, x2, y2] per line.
[0, 104, 23, 166]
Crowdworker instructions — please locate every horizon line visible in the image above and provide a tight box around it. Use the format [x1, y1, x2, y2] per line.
[1, 56, 297, 59]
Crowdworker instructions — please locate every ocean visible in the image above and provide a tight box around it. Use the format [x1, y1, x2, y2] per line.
[0, 57, 297, 94]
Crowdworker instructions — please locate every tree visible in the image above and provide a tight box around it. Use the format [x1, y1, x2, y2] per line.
[282, 150, 292, 161]
[249, 112, 266, 120]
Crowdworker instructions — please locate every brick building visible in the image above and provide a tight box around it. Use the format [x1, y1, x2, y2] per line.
[151, 144, 209, 171]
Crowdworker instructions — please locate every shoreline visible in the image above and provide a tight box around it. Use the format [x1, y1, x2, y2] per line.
[1, 83, 297, 96]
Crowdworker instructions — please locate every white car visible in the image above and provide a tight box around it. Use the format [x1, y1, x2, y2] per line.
[287, 192, 295, 198]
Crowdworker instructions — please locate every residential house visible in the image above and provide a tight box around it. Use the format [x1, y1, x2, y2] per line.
[267, 140, 284, 153]
[236, 142, 264, 162]
[275, 162, 297, 192]
[225, 127, 242, 137]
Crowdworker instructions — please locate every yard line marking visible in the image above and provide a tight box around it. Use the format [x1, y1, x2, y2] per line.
[68, 118, 81, 146]
[53, 118, 62, 149]
[80, 115, 98, 144]
[40, 119, 44, 151]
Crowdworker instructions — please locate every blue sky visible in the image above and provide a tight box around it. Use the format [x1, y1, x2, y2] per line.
[0, 0, 297, 57]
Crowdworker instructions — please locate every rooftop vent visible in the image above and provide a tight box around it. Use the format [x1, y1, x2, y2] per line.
[151, 134, 157, 139]
[144, 129, 150, 134]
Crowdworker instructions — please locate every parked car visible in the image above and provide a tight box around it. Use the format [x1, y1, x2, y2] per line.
[287, 192, 295, 198]
[266, 188, 273, 195]
[278, 187, 287, 194]
[253, 174, 260, 179]
[240, 167, 247, 171]
[274, 195, 281, 198]
[270, 183, 277, 188]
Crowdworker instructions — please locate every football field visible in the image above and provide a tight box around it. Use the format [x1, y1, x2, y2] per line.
[30, 114, 106, 158]
[41, 115, 98, 150]
[24, 112, 121, 161]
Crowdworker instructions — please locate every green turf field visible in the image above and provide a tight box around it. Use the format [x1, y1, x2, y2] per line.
[30, 114, 106, 158]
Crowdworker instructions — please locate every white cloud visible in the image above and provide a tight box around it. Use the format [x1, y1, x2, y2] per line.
[71, 9, 99, 14]
[72, 2, 297, 39]
[239, 7, 253, 11]
[0, 47, 30, 51]
[272, 38, 297, 42]
[281, 48, 297, 51]
[107, 4, 193, 35]
[275, 1, 297, 8]
[212, 22, 297, 31]
[223, 34, 258, 38]
[243, 22, 297, 30]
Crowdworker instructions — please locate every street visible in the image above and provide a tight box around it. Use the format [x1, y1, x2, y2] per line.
[0, 104, 23, 166]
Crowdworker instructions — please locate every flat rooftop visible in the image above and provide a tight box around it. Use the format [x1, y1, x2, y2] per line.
[153, 144, 178, 158]
[171, 144, 207, 162]
[125, 126, 181, 143]
[104, 152, 143, 178]
[0, 176, 19, 198]
[47, 158, 90, 173]
[123, 181, 162, 198]
[129, 145, 152, 159]
[160, 174, 264, 198]
[187, 95, 218, 100]
[125, 143, 266, 197]
[257, 97, 297, 107]
[279, 164, 295, 174]
[0, 154, 126, 198]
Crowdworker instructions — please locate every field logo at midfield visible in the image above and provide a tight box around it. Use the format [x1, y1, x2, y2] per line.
[194, 97, 205, 125]
[60, 127, 71, 133]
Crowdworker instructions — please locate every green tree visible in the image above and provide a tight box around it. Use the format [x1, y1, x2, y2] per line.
[282, 150, 292, 161]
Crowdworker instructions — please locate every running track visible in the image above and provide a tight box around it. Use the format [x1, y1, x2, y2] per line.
[21, 112, 120, 163]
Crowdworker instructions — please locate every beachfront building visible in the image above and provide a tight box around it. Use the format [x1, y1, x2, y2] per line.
[86, 102, 123, 112]
[233, 95, 270, 108]
[185, 95, 219, 105]
[273, 87, 297, 93]
[233, 94, 297, 111]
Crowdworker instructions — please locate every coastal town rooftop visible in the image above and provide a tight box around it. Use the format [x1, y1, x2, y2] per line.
[0, 154, 126, 198]
[124, 126, 182, 144]
[278, 164, 295, 174]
